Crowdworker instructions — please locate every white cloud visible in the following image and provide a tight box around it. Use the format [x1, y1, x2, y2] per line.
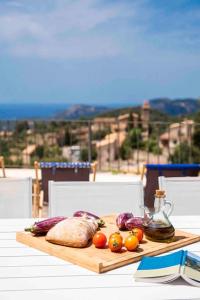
[0, 0, 135, 59]
[0, 14, 48, 41]
[0, 0, 200, 60]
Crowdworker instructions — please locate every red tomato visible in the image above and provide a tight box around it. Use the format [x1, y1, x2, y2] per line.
[93, 232, 107, 248]
[132, 228, 144, 242]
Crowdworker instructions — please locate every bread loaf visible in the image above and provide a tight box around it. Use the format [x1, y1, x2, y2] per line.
[46, 217, 98, 248]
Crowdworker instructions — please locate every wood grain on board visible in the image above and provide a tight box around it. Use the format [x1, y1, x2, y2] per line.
[16, 215, 200, 273]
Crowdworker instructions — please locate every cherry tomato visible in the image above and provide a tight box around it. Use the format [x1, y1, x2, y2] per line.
[132, 228, 143, 242]
[108, 233, 123, 252]
[92, 232, 107, 248]
[124, 234, 139, 251]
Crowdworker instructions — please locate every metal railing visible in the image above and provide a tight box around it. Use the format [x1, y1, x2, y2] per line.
[0, 119, 198, 173]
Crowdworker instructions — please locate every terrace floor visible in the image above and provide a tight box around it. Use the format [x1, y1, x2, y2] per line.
[3, 168, 141, 182]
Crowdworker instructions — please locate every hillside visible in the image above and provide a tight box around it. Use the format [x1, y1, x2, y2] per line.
[150, 98, 200, 116]
[55, 104, 109, 119]
[96, 106, 140, 118]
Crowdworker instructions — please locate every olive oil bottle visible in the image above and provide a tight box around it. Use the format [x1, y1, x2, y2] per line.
[143, 190, 175, 242]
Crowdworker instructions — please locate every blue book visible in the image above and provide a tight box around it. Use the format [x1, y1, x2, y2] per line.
[134, 250, 200, 287]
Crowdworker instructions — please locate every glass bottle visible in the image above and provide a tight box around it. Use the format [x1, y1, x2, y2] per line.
[143, 190, 175, 242]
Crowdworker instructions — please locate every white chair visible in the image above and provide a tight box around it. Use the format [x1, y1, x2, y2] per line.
[159, 176, 200, 216]
[0, 177, 32, 218]
[48, 181, 144, 217]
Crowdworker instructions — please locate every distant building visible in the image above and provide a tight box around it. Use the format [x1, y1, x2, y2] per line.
[22, 145, 36, 165]
[95, 132, 126, 168]
[159, 119, 194, 151]
[92, 117, 116, 132]
[93, 101, 151, 167]
[116, 113, 139, 131]
[93, 112, 139, 133]
[34, 132, 57, 146]
[0, 131, 13, 137]
[62, 145, 81, 162]
[71, 126, 89, 146]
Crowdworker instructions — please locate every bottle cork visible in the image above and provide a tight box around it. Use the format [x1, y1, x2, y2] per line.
[155, 189, 166, 197]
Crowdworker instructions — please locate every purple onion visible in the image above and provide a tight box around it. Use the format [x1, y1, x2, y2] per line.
[116, 212, 134, 230]
[125, 217, 144, 230]
[73, 210, 100, 220]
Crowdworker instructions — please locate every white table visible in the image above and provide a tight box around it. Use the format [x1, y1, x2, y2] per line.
[0, 216, 199, 300]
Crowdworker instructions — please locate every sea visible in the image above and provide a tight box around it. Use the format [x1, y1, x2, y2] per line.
[0, 102, 136, 120]
[0, 103, 69, 120]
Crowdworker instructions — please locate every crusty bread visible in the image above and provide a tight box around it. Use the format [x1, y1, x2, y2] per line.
[46, 217, 98, 248]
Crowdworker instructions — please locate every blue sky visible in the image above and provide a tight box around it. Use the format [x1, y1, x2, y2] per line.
[0, 0, 200, 105]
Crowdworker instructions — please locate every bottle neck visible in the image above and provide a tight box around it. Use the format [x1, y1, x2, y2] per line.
[154, 196, 165, 213]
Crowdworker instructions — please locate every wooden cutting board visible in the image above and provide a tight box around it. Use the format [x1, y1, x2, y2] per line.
[16, 215, 200, 273]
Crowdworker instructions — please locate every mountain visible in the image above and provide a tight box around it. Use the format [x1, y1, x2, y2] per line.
[149, 98, 200, 116]
[55, 104, 109, 119]
[55, 99, 200, 121]
[56, 103, 173, 122]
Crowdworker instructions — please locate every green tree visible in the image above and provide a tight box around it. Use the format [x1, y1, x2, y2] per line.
[0, 140, 10, 157]
[119, 128, 144, 160]
[128, 128, 143, 149]
[92, 129, 109, 141]
[50, 121, 59, 130]
[35, 145, 44, 159]
[145, 138, 162, 155]
[170, 142, 200, 163]
[63, 128, 77, 145]
[119, 140, 132, 160]
[126, 112, 134, 132]
[34, 121, 47, 133]
[80, 148, 97, 162]
[193, 128, 200, 148]
[15, 121, 29, 134]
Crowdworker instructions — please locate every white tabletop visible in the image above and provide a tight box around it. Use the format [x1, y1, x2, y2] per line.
[0, 216, 200, 300]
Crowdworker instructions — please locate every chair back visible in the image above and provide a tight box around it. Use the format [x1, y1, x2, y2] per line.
[159, 176, 200, 215]
[48, 181, 144, 217]
[144, 164, 200, 208]
[36, 162, 94, 203]
[0, 177, 32, 218]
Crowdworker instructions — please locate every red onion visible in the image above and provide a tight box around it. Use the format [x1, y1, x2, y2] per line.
[116, 213, 134, 230]
[125, 217, 144, 230]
